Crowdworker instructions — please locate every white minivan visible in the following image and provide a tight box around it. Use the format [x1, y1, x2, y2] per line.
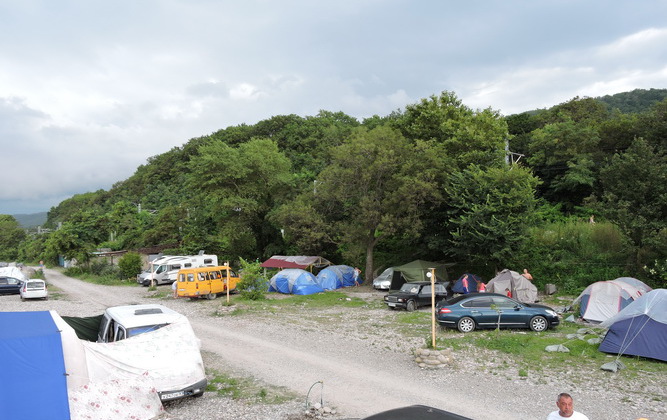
[96, 304, 208, 401]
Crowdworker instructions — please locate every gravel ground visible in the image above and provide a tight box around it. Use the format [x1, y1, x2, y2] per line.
[3, 267, 665, 420]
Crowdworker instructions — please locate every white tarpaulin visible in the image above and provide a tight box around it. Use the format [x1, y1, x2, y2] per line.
[49, 311, 204, 420]
[82, 319, 205, 394]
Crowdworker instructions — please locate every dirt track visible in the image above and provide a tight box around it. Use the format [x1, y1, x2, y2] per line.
[24, 269, 666, 420]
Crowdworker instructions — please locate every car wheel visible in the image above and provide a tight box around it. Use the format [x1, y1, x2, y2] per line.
[20, 296, 25, 302]
[457, 317, 476, 333]
[530, 316, 548, 332]
[205, 293, 217, 300]
[406, 300, 416, 312]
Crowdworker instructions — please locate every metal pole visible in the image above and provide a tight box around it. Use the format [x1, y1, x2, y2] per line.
[430, 267, 436, 349]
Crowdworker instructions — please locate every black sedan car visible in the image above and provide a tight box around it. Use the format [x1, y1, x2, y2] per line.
[384, 281, 451, 312]
[0, 276, 23, 295]
[436, 293, 560, 332]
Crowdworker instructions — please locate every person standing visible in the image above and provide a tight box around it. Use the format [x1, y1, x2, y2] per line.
[522, 268, 533, 281]
[547, 393, 589, 420]
[353, 267, 361, 286]
[172, 279, 178, 298]
[462, 275, 469, 294]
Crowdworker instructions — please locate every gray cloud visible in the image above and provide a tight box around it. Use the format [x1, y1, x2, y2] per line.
[1, 1, 666, 214]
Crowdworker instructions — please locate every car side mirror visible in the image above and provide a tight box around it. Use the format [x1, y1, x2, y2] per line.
[514, 305, 522, 310]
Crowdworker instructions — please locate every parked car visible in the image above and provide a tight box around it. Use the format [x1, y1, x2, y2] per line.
[383, 281, 451, 311]
[96, 304, 207, 401]
[0, 276, 23, 295]
[436, 293, 560, 333]
[20, 279, 48, 301]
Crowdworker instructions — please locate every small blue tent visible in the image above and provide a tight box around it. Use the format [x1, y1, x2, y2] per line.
[452, 273, 483, 294]
[315, 267, 344, 290]
[268, 269, 324, 295]
[599, 289, 667, 362]
[0, 311, 70, 419]
[315, 265, 360, 289]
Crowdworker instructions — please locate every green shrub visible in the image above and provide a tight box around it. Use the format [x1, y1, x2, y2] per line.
[236, 258, 267, 300]
[118, 252, 142, 280]
[509, 220, 631, 292]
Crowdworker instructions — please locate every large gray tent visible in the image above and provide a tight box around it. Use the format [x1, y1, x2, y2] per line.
[485, 269, 538, 303]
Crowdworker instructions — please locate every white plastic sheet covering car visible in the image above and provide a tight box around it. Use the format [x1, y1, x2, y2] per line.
[51, 310, 205, 420]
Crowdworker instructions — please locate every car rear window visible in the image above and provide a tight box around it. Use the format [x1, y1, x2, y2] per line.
[27, 281, 45, 289]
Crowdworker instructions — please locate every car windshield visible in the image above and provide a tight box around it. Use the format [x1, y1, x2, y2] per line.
[399, 283, 420, 293]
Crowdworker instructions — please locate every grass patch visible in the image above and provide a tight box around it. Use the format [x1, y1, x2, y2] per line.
[210, 291, 369, 316]
[433, 319, 667, 378]
[205, 369, 296, 404]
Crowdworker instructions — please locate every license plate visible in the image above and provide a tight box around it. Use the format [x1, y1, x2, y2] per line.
[161, 391, 185, 400]
[388, 303, 396, 307]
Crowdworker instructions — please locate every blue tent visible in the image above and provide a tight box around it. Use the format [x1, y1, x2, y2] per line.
[599, 289, 667, 362]
[268, 269, 324, 295]
[315, 265, 360, 289]
[0, 311, 70, 419]
[452, 273, 483, 294]
[315, 267, 344, 290]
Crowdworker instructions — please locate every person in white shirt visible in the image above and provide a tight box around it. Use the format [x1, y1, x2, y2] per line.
[547, 393, 589, 420]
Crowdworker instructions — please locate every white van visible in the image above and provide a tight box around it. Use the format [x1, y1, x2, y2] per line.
[137, 254, 218, 286]
[96, 304, 208, 401]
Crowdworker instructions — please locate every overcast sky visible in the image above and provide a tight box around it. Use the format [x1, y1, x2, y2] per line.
[2, 1, 666, 215]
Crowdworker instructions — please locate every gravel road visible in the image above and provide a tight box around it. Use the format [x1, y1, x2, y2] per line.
[2, 267, 664, 420]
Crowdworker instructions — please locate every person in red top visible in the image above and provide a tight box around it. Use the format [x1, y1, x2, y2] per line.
[462, 275, 469, 293]
[477, 282, 486, 293]
[505, 288, 512, 298]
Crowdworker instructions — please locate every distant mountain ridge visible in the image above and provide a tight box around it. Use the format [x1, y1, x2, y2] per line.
[596, 88, 667, 113]
[13, 212, 48, 228]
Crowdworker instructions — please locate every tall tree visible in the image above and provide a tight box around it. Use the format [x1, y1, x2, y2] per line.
[188, 138, 293, 260]
[527, 120, 600, 210]
[597, 138, 667, 269]
[303, 126, 443, 282]
[393, 91, 508, 170]
[445, 165, 540, 271]
[0, 215, 27, 260]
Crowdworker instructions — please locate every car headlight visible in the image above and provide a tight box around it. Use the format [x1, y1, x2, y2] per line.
[545, 309, 557, 317]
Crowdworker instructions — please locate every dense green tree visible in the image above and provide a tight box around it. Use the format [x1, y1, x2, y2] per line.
[188, 138, 293, 260]
[393, 91, 507, 169]
[0, 215, 27, 260]
[299, 126, 443, 281]
[43, 210, 106, 265]
[527, 120, 600, 210]
[596, 138, 667, 269]
[445, 165, 540, 271]
[536, 96, 610, 126]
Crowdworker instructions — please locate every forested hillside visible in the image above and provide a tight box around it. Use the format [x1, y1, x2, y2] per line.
[7, 89, 667, 291]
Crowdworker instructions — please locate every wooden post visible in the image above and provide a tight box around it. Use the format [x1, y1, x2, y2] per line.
[225, 262, 231, 304]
